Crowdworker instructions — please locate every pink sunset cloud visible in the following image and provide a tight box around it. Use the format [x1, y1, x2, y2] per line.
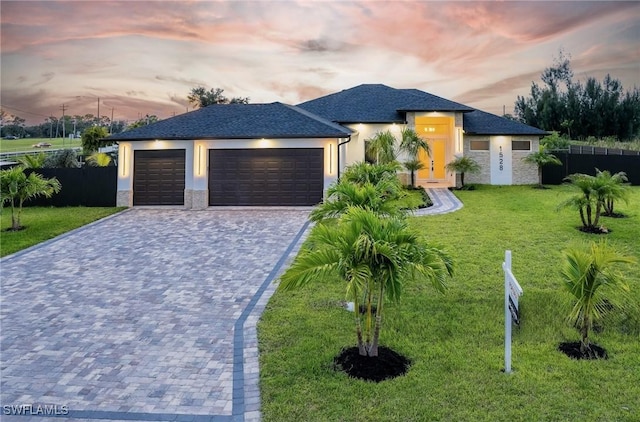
[1, 1, 638, 125]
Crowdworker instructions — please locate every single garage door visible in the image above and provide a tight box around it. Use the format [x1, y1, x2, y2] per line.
[133, 149, 185, 206]
[209, 148, 324, 206]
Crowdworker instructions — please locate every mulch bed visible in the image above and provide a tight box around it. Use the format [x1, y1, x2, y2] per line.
[334, 345, 411, 382]
[558, 341, 608, 360]
[603, 212, 627, 219]
[578, 226, 611, 234]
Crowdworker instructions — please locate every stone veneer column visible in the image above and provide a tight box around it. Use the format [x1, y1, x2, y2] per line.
[116, 190, 132, 207]
[191, 190, 209, 210]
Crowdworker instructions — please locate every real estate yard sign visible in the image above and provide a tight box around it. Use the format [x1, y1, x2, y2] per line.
[503, 250, 523, 374]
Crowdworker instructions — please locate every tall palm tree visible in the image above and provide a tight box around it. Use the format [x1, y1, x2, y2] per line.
[445, 156, 481, 189]
[399, 127, 430, 187]
[561, 241, 636, 354]
[279, 207, 453, 357]
[0, 166, 61, 230]
[365, 130, 397, 165]
[522, 148, 562, 188]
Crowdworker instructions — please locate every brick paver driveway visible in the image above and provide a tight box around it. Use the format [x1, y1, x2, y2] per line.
[1, 209, 311, 422]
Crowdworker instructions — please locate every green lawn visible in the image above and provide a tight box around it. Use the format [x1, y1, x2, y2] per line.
[259, 185, 640, 422]
[0, 206, 125, 257]
[0, 137, 82, 153]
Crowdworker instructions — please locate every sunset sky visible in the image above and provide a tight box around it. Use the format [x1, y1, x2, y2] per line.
[1, 0, 639, 125]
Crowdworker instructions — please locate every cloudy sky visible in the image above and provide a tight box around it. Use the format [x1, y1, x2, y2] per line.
[1, 0, 639, 125]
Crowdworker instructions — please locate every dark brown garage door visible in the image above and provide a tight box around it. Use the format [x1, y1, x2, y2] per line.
[209, 148, 324, 206]
[133, 149, 185, 206]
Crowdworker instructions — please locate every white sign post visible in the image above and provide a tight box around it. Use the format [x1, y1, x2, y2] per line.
[502, 250, 523, 374]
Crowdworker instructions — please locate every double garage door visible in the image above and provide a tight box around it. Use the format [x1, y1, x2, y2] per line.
[209, 148, 323, 206]
[133, 148, 324, 206]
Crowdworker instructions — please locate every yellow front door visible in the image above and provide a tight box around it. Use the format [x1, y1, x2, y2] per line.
[415, 116, 450, 182]
[417, 139, 446, 180]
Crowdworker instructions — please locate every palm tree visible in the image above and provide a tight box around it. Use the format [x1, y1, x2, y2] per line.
[365, 130, 397, 165]
[279, 207, 453, 357]
[399, 127, 430, 187]
[17, 153, 46, 169]
[595, 169, 629, 216]
[445, 156, 481, 189]
[561, 241, 636, 354]
[559, 173, 599, 230]
[0, 166, 61, 230]
[87, 152, 112, 167]
[311, 162, 407, 222]
[522, 148, 562, 188]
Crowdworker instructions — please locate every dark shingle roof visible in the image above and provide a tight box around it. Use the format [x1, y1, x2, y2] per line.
[297, 84, 474, 123]
[108, 102, 352, 141]
[463, 109, 548, 136]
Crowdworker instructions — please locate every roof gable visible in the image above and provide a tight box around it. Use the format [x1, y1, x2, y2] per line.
[297, 84, 473, 123]
[463, 109, 547, 136]
[108, 102, 352, 141]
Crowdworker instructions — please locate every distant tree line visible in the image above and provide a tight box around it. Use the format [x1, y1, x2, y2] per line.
[515, 51, 640, 141]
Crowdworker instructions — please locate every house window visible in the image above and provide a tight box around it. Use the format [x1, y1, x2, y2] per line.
[512, 140, 531, 151]
[470, 140, 489, 151]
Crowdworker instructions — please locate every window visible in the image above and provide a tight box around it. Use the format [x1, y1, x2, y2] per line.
[512, 140, 531, 151]
[470, 140, 489, 151]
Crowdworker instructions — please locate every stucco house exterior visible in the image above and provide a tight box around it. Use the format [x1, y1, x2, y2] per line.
[110, 84, 546, 208]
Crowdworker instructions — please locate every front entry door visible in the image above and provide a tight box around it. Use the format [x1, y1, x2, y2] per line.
[417, 139, 446, 181]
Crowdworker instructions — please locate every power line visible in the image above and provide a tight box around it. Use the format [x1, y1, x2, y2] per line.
[0, 104, 51, 118]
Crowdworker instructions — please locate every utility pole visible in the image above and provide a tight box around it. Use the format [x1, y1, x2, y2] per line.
[60, 104, 67, 139]
[110, 107, 114, 134]
[97, 97, 100, 125]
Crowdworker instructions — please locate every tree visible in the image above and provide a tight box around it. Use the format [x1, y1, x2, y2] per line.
[445, 156, 480, 189]
[398, 127, 430, 187]
[44, 149, 80, 168]
[81, 126, 110, 154]
[279, 207, 453, 357]
[365, 131, 397, 165]
[560, 241, 636, 355]
[87, 152, 112, 167]
[559, 173, 598, 230]
[311, 162, 406, 222]
[187, 86, 249, 108]
[17, 153, 46, 169]
[127, 115, 159, 130]
[514, 50, 640, 140]
[522, 148, 562, 188]
[595, 169, 629, 217]
[0, 166, 61, 230]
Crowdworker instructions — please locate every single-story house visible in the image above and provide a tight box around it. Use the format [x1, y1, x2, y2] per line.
[110, 84, 546, 208]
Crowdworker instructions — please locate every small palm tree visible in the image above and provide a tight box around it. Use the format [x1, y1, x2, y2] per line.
[559, 173, 601, 230]
[87, 152, 112, 167]
[399, 127, 430, 187]
[522, 148, 562, 188]
[0, 166, 61, 230]
[445, 156, 481, 189]
[365, 130, 397, 165]
[561, 241, 636, 354]
[279, 207, 453, 357]
[17, 153, 46, 169]
[595, 169, 629, 216]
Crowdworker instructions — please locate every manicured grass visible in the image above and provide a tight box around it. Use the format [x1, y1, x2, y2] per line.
[0, 137, 82, 153]
[259, 185, 640, 422]
[0, 206, 125, 257]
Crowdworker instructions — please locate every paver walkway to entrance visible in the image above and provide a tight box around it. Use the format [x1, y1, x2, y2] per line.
[1, 209, 311, 422]
[413, 188, 463, 215]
